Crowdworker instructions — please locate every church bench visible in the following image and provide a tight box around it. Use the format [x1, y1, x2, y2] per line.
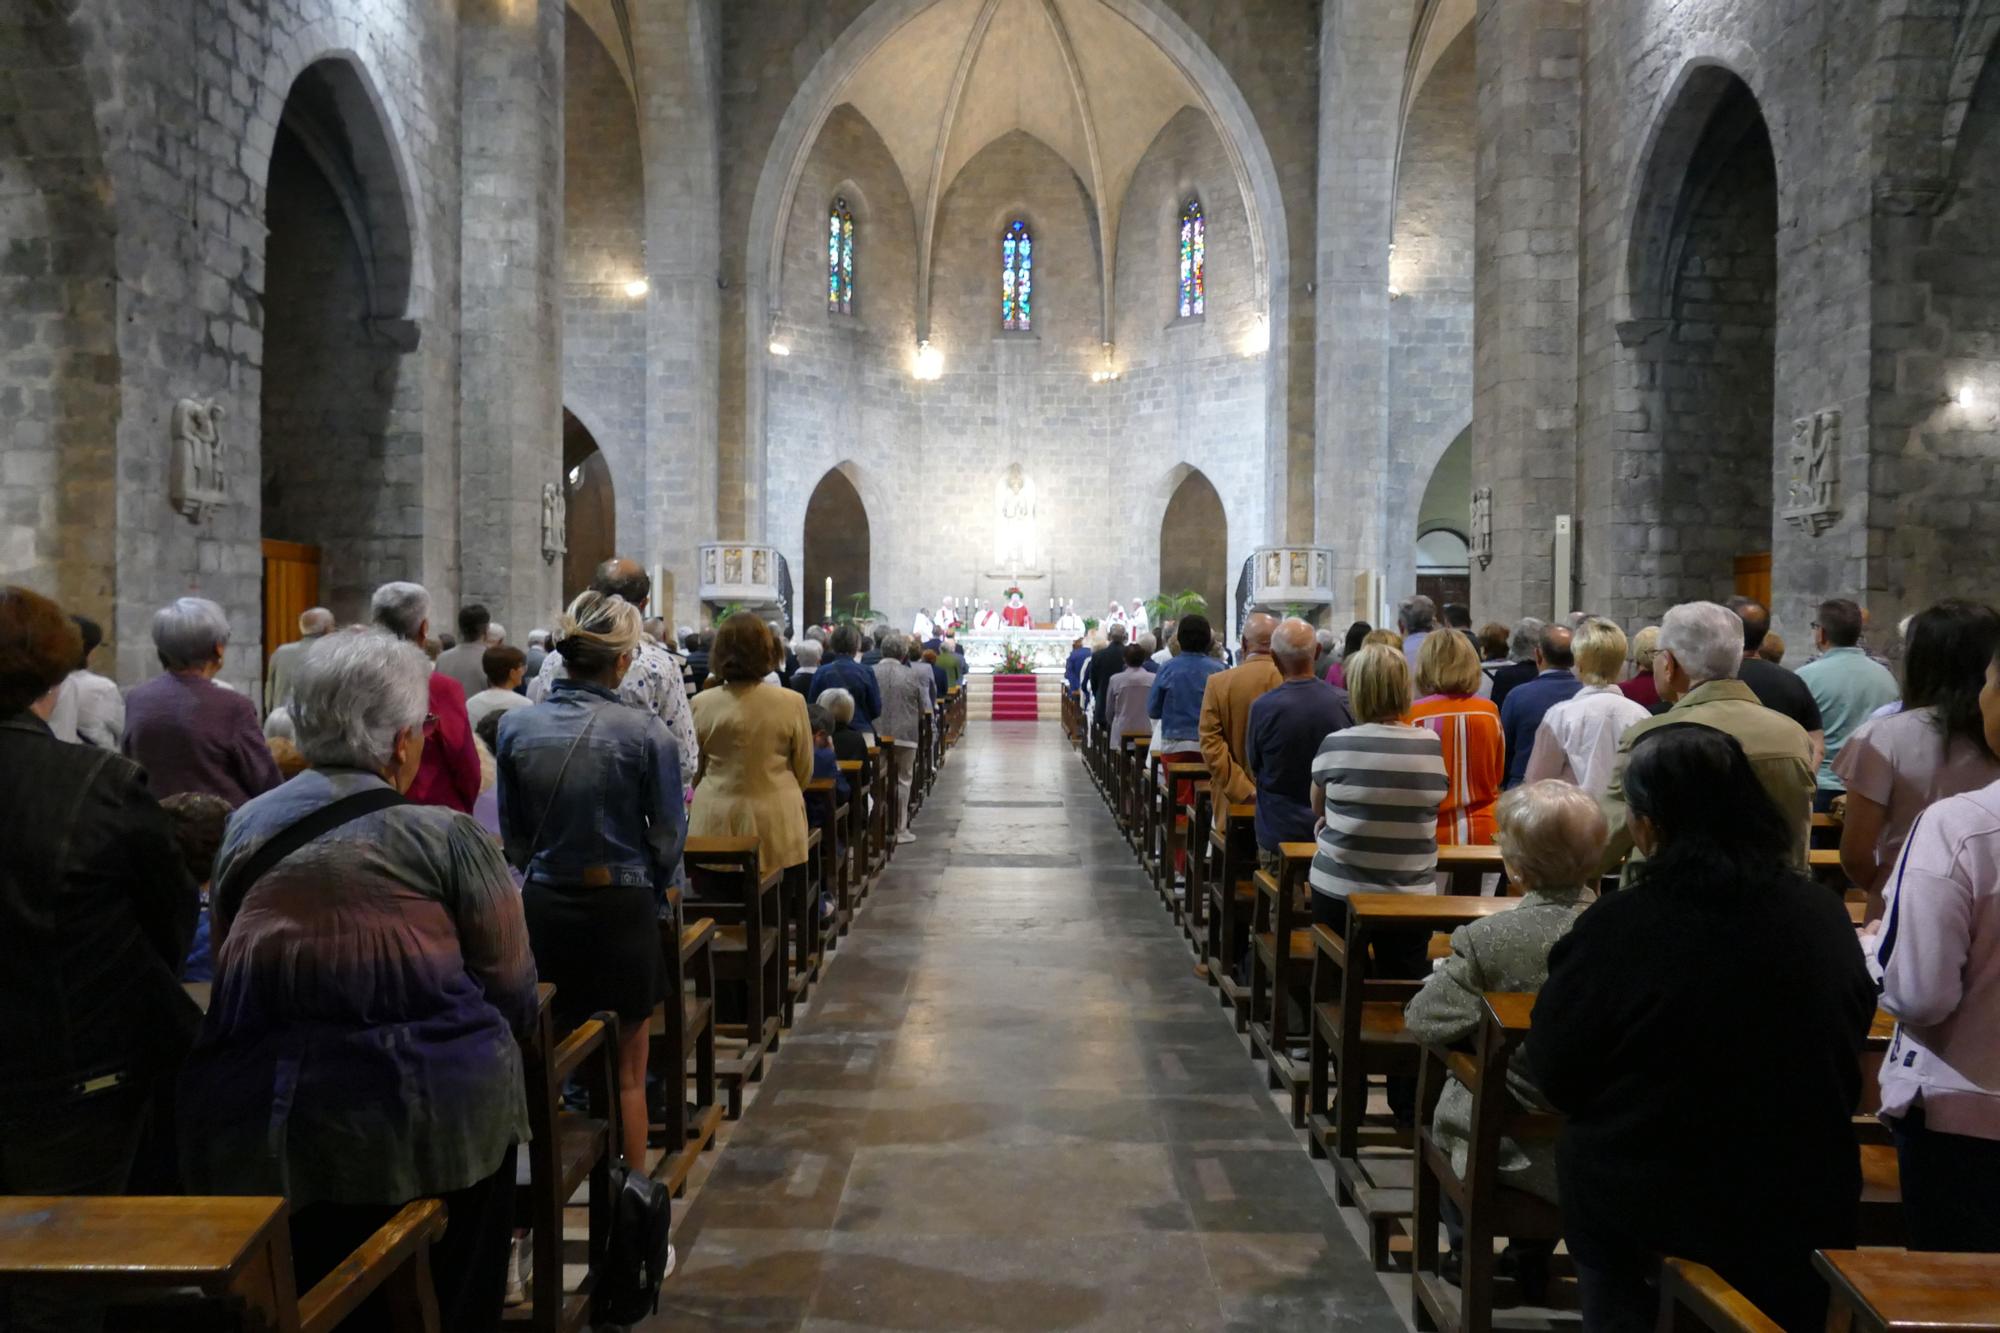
[1139, 749, 1164, 882]
[1203, 803, 1260, 1029]
[1155, 759, 1207, 915]
[1657, 1259, 1786, 1333]
[789, 826, 825, 1014]
[1435, 844, 1508, 897]
[683, 836, 783, 1113]
[1814, 1249, 2000, 1333]
[912, 712, 934, 817]
[1311, 894, 1519, 1267]
[1118, 731, 1152, 846]
[864, 741, 890, 876]
[512, 984, 618, 1331]
[1182, 780, 1214, 948]
[836, 759, 867, 916]
[0, 1194, 446, 1333]
[650, 913, 721, 1199]
[1411, 991, 1571, 1333]
[806, 775, 849, 945]
[1248, 840, 1319, 1125]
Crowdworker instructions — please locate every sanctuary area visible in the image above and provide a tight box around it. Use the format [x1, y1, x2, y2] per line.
[3, 1, 2000, 1331]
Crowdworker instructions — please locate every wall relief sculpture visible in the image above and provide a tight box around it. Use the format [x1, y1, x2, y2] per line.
[1782, 410, 1841, 537]
[540, 481, 567, 564]
[169, 397, 229, 523]
[1470, 487, 1493, 569]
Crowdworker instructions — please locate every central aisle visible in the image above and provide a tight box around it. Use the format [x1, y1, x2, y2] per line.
[648, 724, 1404, 1331]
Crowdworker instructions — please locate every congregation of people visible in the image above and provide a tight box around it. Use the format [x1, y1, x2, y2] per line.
[0, 560, 963, 1331]
[1071, 589, 2000, 1329]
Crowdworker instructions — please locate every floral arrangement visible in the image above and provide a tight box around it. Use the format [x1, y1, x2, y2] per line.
[999, 640, 1036, 675]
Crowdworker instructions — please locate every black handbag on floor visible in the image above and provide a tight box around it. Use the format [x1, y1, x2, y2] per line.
[596, 1156, 674, 1323]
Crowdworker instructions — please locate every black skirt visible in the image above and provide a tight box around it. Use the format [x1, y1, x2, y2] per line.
[522, 880, 660, 1033]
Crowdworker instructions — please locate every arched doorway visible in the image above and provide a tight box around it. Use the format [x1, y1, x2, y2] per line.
[1158, 468, 1227, 628]
[1414, 427, 1471, 608]
[803, 468, 870, 625]
[1627, 69, 1777, 613]
[259, 58, 419, 645]
[562, 409, 616, 602]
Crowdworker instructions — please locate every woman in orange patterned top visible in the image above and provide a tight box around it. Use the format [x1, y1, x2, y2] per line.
[1408, 629, 1505, 845]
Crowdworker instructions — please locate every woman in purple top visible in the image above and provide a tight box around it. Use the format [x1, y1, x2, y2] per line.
[123, 597, 281, 806]
[1323, 621, 1371, 690]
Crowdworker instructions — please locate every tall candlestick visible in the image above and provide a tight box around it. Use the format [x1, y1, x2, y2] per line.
[824, 576, 833, 620]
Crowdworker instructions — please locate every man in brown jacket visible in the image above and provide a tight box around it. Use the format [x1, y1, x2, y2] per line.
[1198, 609, 1282, 830]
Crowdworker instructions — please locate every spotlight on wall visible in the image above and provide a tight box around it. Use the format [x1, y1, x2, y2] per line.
[768, 338, 792, 357]
[1243, 313, 1270, 357]
[1956, 383, 1979, 409]
[1387, 285, 1403, 300]
[623, 278, 650, 298]
[1090, 343, 1119, 383]
[913, 339, 944, 381]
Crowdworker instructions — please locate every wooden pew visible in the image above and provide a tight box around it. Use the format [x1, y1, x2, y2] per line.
[1436, 844, 1508, 897]
[912, 711, 933, 817]
[1204, 803, 1260, 1029]
[1139, 749, 1164, 883]
[1410, 991, 1568, 1333]
[806, 774, 848, 944]
[1157, 759, 1207, 919]
[650, 910, 722, 1198]
[790, 827, 824, 1011]
[1814, 1249, 2000, 1333]
[1658, 1259, 1785, 1333]
[1182, 779, 1214, 948]
[862, 740, 890, 875]
[1248, 841, 1319, 1124]
[1118, 731, 1152, 846]
[513, 985, 618, 1330]
[1310, 893, 1518, 1266]
[0, 1195, 446, 1333]
[683, 836, 783, 1114]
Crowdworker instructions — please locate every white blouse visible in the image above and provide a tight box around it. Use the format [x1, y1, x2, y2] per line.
[1522, 685, 1653, 796]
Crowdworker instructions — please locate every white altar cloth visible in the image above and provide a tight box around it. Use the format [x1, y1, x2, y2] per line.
[955, 629, 1076, 674]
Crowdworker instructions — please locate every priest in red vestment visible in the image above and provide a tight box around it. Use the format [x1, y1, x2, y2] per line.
[1000, 589, 1032, 628]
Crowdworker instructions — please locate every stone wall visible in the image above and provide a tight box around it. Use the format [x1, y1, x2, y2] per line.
[563, 10, 647, 579]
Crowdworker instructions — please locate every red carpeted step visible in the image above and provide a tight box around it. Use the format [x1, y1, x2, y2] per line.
[986, 673, 1041, 720]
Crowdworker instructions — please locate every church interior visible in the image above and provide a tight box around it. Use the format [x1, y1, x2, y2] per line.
[4, 0, 2000, 1329]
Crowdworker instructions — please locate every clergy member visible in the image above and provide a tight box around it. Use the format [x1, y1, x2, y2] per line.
[1001, 589, 1032, 628]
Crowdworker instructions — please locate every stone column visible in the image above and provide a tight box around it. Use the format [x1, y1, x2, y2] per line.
[458, 0, 565, 634]
[1314, 0, 1409, 621]
[1469, 0, 1582, 623]
[632, 0, 719, 626]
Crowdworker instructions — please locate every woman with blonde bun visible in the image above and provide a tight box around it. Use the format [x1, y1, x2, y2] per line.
[497, 590, 686, 1170]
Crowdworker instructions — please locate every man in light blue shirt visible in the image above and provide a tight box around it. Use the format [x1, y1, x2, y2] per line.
[1797, 597, 1900, 805]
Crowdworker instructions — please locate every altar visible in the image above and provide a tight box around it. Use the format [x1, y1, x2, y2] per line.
[957, 628, 1077, 674]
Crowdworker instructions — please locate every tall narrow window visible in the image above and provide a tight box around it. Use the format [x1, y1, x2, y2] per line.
[828, 198, 854, 314]
[1178, 198, 1205, 318]
[1002, 219, 1033, 331]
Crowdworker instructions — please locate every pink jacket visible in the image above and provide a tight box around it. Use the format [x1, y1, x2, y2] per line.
[1875, 778, 2000, 1141]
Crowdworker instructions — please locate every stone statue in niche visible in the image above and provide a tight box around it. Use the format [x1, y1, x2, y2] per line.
[169, 397, 229, 524]
[723, 547, 743, 585]
[992, 463, 1039, 574]
[540, 482, 567, 564]
[1470, 487, 1493, 569]
[1289, 551, 1308, 587]
[1782, 410, 1842, 537]
[752, 549, 768, 587]
[1263, 551, 1280, 588]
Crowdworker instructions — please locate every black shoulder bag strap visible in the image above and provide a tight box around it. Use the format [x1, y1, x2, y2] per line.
[213, 787, 408, 927]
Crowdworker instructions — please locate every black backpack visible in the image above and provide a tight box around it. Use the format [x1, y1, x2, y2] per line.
[595, 1157, 674, 1324]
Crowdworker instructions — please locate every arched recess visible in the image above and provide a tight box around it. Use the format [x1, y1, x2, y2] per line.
[562, 409, 617, 603]
[1622, 68, 1778, 613]
[1158, 467, 1227, 627]
[0, 0, 118, 636]
[803, 467, 872, 625]
[1413, 425, 1471, 610]
[741, 0, 1291, 544]
[259, 57, 422, 631]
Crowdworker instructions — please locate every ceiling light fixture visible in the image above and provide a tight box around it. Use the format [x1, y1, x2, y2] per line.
[914, 339, 944, 381]
[1243, 314, 1270, 357]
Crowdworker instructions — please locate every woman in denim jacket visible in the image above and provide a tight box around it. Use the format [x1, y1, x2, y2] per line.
[497, 591, 685, 1169]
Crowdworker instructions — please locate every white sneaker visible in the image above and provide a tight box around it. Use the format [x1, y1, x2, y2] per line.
[664, 1243, 677, 1280]
[505, 1234, 532, 1306]
[896, 831, 917, 844]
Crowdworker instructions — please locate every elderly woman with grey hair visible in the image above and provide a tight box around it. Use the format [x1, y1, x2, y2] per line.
[372, 579, 482, 814]
[1403, 779, 1607, 1295]
[179, 628, 538, 1330]
[122, 596, 282, 806]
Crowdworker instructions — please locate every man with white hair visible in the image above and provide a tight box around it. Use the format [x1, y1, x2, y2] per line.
[524, 628, 550, 685]
[1599, 600, 1815, 870]
[372, 581, 482, 813]
[264, 606, 332, 718]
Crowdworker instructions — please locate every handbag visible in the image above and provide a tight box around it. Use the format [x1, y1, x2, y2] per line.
[595, 1154, 676, 1322]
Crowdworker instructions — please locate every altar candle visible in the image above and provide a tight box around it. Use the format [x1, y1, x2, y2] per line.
[824, 577, 832, 619]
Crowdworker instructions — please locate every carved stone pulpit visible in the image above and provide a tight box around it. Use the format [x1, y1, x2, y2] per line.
[1249, 545, 1336, 610]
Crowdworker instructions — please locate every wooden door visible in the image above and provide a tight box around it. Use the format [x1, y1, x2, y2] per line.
[262, 539, 320, 670]
[1416, 573, 1470, 611]
[1733, 551, 1771, 607]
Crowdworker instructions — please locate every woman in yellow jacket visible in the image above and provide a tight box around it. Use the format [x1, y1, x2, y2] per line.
[688, 613, 813, 879]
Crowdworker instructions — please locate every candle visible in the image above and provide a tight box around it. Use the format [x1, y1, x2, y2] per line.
[824, 576, 832, 620]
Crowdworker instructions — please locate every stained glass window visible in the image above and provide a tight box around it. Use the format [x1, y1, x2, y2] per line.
[1178, 198, 1205, 318]
[1002, 219, 1033, 331]
[827, 198, 854, 315]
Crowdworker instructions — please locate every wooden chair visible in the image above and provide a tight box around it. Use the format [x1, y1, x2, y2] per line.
[1657, 1259, 1785, 1333]
[1204, 803, 1259, 1029]
[836, 759, 867, 914]
[1411, 992, 1569, 1333]
[649, 909, 721, 1197]
[1311, 893, 1517, 1266]
[0, 1195, 446, 1333]
[1248, 841, 1319, 1125]
[1813, 1249, 2000, 1333]
[512, 985, 618, 1331]
[683, 836, 782, 1114]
